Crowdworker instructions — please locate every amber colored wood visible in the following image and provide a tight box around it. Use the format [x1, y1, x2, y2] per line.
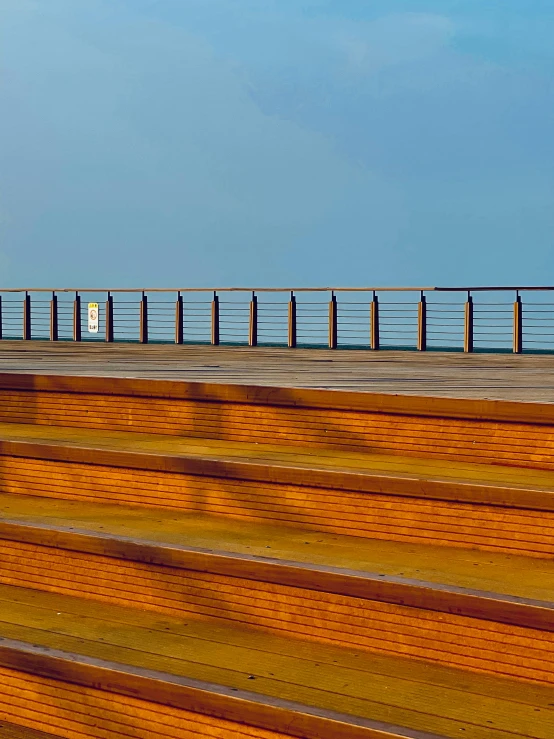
[417, 295, 426, 352]
[514, 296, 523, 354]
[370, 294, 379, 350]
[328, 295, 337, 350]
[4, 382, 554, 472]
[288, 294, 296, 348]
[0, 722, 59, 739]
[0, 665, 298, 739]
[2, 420, 554, 510]
[1, 368, 554, 425]
[105, 295, 113, 343]
[1, 511, 554, 635]
[464, 297, 473, 353]
[212, 294, 220, 346]
[2, 587, 554, 737]
[5, 456, 554, 557]
[2, 538, 554, 684]
[3, 491, 553, 605]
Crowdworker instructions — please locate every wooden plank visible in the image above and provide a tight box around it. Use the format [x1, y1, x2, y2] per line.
[1, 510, 554, 633]
[1, 586, 554, 737]
[3, 342, 554, 405]
[0, 722, 59, 739]
[2, 423, 554, 512]
[2, 535, 554, 683]
[2, 492, 551, 604]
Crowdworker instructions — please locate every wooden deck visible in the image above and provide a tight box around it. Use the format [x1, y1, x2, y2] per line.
[2, 354, 554, 737]
[2, 340, 554, 402]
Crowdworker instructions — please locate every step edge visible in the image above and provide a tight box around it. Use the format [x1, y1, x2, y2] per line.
[1, 372, 553, 427]
[2, 439, 552, 511]
[1, 521, 553, 633]
[0, 637, 445, 739]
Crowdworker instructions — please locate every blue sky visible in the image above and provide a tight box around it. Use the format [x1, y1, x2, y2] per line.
[1, 1, 553, 287]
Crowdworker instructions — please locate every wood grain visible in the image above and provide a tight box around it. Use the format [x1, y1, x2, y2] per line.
[1, 588, 554, 738]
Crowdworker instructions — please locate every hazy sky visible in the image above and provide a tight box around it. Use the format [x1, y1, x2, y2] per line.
[1, 1, 553, 287]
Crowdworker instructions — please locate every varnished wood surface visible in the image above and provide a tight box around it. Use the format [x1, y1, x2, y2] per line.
[2, 341, 554, 404]
[3, 421, 554, 558]
[0, 723, 58, 739]
[5, 373, 554, 474]
[2, 492, 554, 640]
[2, 421, 554, 508]
[2, 492, 552, 605]
[1, 584, 554, 739]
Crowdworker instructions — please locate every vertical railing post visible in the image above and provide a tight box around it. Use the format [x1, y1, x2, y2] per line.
[417, 291, 427, 351]
[464, 292, 473, 353]
[513, 292, 523, 354]
[73, 293, 81, 342]
[0, 296, 3, 341]
[23, 292, 31, 340]
[288, 292, 297, 348]
[140, 291, 148, 344]
[329, 292, 337, 349]
[370, 292, 379, 350]
[105, 292, 114, 343]
[249, 292, 258, 347]
[211, 291, 220, 346]
[50, 292, 58, 341]
[175, 292, 183, 344]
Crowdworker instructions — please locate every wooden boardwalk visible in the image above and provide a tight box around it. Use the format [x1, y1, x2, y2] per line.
[2, 340, 554, 402]
[3, 347, 554, 737]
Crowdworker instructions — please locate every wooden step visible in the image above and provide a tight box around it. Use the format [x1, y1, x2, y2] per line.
[2, 372, 554, 471]
[0, 723, 60, 739]
[1, 583, 554, 739]
[2, 422, 554, 557]
[1, 494, 554, 685]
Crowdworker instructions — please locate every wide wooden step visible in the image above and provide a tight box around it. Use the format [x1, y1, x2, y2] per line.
[1, 493, 554, 685]
[1, 583, 554, 739]
[2, 373, 554, 471]
[2, 422, 554, 557]
[0, 723, 60, 739]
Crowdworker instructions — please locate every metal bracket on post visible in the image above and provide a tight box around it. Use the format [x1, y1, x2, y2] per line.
[175, 292, 183, 344]
[288, 292, 297, 348]
[329, 292, 337, 349]
[417, 291, 427, 351]
[211, 291, 220, 346]
[249, 292, 258, 347]
[464, 291, 473, 353]
[513, 291, 523, 354]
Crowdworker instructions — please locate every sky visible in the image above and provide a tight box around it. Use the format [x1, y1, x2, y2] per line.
[1, 0, 553, 288]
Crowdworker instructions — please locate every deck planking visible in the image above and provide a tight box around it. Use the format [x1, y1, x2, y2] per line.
[1, 341, 554, 402]
[1, 584, 554, 739]
[2, 491, 554, 605]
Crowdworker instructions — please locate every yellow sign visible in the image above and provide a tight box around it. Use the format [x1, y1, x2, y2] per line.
[88, 303, 99, 333]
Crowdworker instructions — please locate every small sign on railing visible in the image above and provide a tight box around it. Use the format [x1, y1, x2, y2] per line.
[88, 302, 99, 333]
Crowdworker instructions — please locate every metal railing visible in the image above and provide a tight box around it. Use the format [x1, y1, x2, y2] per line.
[1, 287, 554, 353]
